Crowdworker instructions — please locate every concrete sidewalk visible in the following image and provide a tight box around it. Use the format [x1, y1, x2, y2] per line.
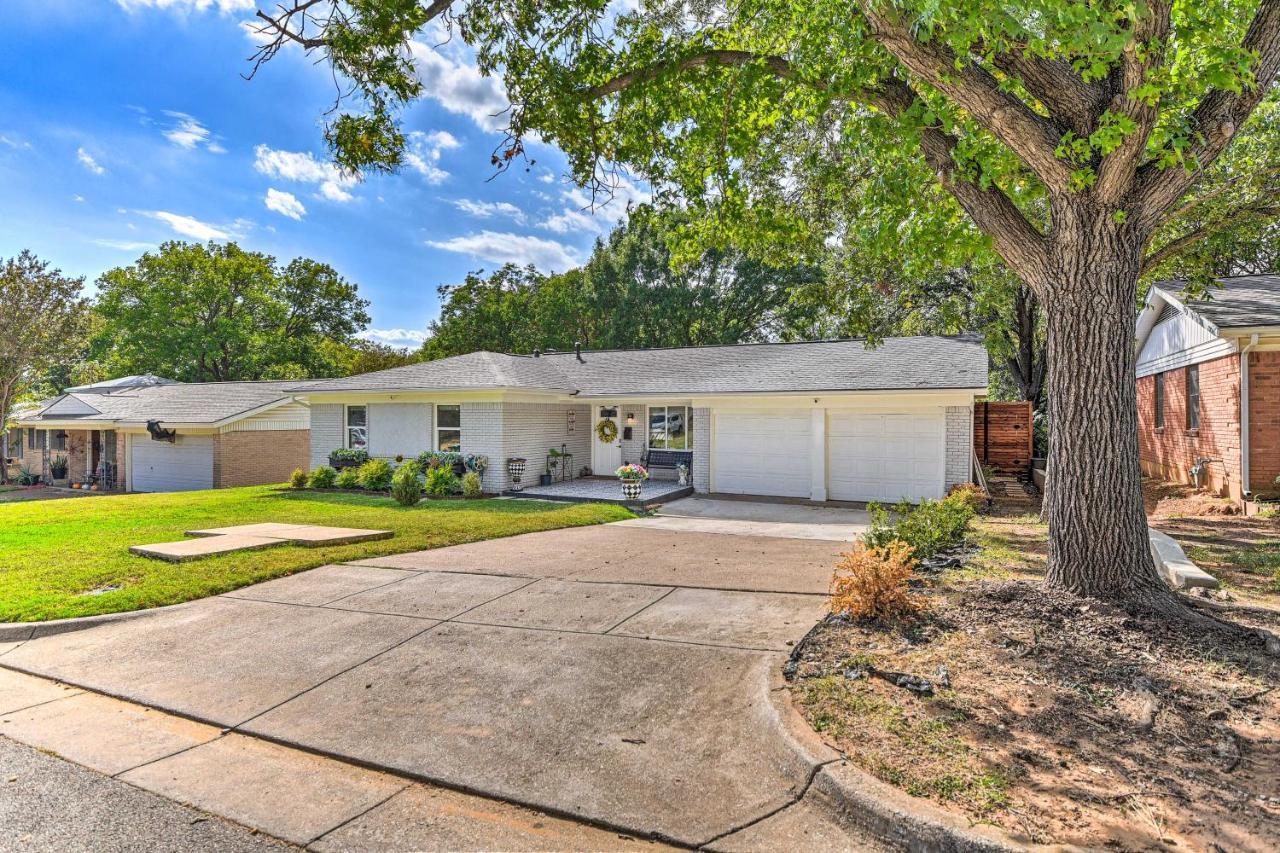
[0, 522, 879, 849]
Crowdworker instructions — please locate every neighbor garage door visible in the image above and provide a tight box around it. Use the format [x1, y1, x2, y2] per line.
[712, 409, 812, 497]
[129, 434, 214, 492]
[827, 412, 944, 503]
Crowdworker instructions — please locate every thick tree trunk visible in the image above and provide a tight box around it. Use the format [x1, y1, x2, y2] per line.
[1038, 203, 1166, 601]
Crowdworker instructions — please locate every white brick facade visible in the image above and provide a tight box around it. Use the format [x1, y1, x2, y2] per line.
[308, 403, 344, 470]
[944, 405, 974, 489]
[692, 407, 711, 491]
[498, 402, 592, 492]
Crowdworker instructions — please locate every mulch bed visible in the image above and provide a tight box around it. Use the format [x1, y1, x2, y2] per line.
[789, 572, 1280, 850]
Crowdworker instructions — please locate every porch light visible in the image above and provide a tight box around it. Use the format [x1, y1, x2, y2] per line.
[626, 412, 635, 426]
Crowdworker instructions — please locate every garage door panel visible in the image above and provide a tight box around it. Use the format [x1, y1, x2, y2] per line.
[130, 434, 214, 493]
[828, 411, 944, 504]
[713, 410, 811, 498]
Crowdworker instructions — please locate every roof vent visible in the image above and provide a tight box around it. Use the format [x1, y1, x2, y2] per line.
[533, 349, 541, 358]
[575, 341, 584, 362]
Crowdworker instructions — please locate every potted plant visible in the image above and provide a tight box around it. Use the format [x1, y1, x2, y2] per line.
[50, 455, 69, 482]
[541, 448, 561, 486]
[615, 463, 649, 500]
[506, 457, 527, 491]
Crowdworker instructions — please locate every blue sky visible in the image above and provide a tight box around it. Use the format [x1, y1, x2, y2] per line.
[0, 0, 644, 349]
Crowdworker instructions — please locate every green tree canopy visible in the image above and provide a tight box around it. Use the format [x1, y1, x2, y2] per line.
[421, 206, 822, 359]
[93, 242, 371, 382]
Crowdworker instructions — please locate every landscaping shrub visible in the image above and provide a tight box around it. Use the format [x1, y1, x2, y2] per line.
[356, 458, 394, 491]
[425, 465, 459, 496]
[306, 466, 337, 489]
[16, 466, 39, 486]
[862, 492, 976, 560]
[830, 541, 924, 622]
[334, 467, 360, 490]
[289, 468, 308, 489]
[390, 462, 423, 506]
[947, 482, 988, 513]
[461, 471, 483, 498]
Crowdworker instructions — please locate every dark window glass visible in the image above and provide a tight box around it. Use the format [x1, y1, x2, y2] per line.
[1186, 366, 1201, 430]
[1154, 373, 1165, 429]
[437, 405, 461, 451]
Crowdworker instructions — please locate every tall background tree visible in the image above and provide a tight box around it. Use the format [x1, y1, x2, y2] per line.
[248, 0, 1280, 624]
[92, 242, 371, 382]
[421, 207, 822, 358]
[0, 251, 91, 483]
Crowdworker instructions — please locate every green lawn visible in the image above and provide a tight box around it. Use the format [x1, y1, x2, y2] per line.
[0, 486, 633, 623]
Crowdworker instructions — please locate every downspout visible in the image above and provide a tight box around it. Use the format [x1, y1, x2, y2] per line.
[1240, 334, 1259, 499]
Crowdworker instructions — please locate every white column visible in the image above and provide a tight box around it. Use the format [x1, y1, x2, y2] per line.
[809, 407, 827, 502]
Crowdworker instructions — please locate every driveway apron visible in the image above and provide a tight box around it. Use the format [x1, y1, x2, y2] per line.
[1, 515, 850, 846]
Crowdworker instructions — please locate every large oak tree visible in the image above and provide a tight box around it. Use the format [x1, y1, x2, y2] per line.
[248, 0, 1280, 617]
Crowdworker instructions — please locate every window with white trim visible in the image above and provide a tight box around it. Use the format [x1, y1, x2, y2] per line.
[1186, 365, 1201, 431]
[648, 406, 692, 449]
[346, 405, 368, 450]
[436, 404, 461, 451]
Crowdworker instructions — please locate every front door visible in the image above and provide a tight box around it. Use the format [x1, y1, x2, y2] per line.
[591, 405, 622, 475]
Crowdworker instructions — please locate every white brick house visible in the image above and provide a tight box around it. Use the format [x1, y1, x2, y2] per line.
[294, 336, 988, 502]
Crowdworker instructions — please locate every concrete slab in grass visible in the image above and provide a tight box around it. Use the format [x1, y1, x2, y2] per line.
[129, 534, 286, 562]
[119, 733, 407, 846]
[611, 588, 828, 651]
[330, 570, 533, 620]
[188, 523, 394, 547]
[0, 667, 81, 714]
[0, 691, 220, 776]
[312, 782, 670, 853]
[186, 522, 316, 538]
[461, 579, 671, 633]
[226, 564, 416, 607]
[4, 597, 431, 725]
[243, 622, 816, 845]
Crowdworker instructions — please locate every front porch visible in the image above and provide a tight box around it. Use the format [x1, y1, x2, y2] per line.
[507, 476, 693, 507]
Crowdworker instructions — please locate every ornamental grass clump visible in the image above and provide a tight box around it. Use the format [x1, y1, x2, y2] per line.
[390, 462, 423, 506]
[830, 541, 925, 622]
[356, 458, 394, 491]
[306, 466, 337, 489]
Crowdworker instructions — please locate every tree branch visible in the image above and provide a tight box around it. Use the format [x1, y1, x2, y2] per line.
[856, 3, 1074, 192]
[1141, 202, 1280, 274]
[587, 49, 799, 98]
[1134, 0, 1280, 224]
[988, 53, 1109, 139]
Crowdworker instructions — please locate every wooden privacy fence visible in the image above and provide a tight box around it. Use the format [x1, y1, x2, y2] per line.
[974, 401, 1034, 475]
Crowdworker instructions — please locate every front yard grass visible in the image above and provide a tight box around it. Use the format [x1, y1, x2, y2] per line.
[0, 485, 633, 623]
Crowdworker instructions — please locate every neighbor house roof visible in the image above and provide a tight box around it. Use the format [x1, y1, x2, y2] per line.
[16, 381, 301, 428]
[294, 335, 989, 397]
[1154, 275, 1280, 329]
[65, 374, 179, 393]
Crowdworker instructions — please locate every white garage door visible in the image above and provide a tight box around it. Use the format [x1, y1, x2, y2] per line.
[129, 434, 214, 492]
[713, 410, 812, 498]
[828, 412, 945, 503]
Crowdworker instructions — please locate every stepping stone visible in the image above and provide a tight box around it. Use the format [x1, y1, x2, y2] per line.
[130, 535, 287, 563]
[186, 523, 393, 547]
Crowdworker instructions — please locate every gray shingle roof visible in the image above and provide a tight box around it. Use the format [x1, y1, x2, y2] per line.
[21, 381, 299, 426]
[1164, 275, 1280, 329]
[295, 335, 988, 396]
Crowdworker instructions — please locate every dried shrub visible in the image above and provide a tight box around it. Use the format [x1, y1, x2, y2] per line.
[830, 541, 925, 622]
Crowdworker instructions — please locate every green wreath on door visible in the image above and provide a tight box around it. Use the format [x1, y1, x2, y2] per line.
[595, 418, 619, 443]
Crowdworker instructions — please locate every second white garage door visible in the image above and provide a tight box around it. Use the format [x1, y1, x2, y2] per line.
[129, 434, 215, 492]
[712, 409, 812, 497]
[827, 412, 945, 503]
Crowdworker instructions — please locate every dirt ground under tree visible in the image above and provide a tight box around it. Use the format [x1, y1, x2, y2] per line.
[790, 481, 1280, 850]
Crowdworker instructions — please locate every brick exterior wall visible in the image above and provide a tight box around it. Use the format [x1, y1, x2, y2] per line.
[945, 405, 973, 490]
[499, 402, 592, 491]
[1248, 351, 1280, 493]
[460, 401, 505, 493]
[692, 407, 711, 492]
[214, 429, 310, 488]
[1137, 353, 1241, 498]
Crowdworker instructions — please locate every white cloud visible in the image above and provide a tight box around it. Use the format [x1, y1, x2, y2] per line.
[92, 238, 153, 252]
[264, 188, 306, 220]
[253, 145, 357, 202]
[161, 111, 224, 152]
[73, 195, 86, 203]
[114, 0, 255, 13]
[409, 39, 510, 132]
[0, 134, 31, 150]
[427, 230, 580, 271]
[451, 199, 526, 223]
[358, 328, 427, 349]
[542, 177, 651, 234]
[403, 130, 459, 185]
[140, 210, 241, 241]
[77, 147, 105, 175]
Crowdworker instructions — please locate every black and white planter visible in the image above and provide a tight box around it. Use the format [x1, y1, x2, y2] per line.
[620, 479, 643, 500]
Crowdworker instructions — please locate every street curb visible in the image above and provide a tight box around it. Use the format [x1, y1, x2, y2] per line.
[0, 599, 198, 643]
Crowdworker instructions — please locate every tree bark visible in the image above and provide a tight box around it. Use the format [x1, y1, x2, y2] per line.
[1037, 201, 1167, 601]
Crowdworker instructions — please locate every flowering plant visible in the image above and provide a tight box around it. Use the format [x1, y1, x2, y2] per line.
[615, 463, 649, 481]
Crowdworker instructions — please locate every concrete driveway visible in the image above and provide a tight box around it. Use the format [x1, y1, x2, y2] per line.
[0, 506, 861, 847]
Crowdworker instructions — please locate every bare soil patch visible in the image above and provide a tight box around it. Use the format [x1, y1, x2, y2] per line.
[789, 511, 1280, 850]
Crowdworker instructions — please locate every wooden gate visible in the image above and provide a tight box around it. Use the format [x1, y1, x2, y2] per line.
[973, 401, 1034, 475]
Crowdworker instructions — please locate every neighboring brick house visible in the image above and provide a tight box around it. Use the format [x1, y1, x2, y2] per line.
[1135, 275, 1280, 502]
[13, 375, 309, 492]
[293, 336, 987, 503]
